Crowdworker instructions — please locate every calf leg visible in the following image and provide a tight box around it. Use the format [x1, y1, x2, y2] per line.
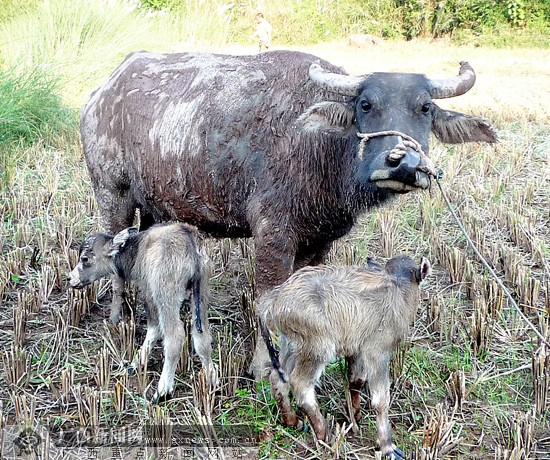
[347, 355, 368, 422]
[249, 338, 272, 381]
[367, 355, 405, 459]
[153, 305, 185, 402]
[191, 306, 217, 389]
[268, 344, 302, 430]
[289, 357, 327, 441]
[110, 275, 126, 325]
[269, 369, 302, 429]
[129, 303, 160, 374]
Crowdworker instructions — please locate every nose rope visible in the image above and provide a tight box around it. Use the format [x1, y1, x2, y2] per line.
[356, 130, 436, 177]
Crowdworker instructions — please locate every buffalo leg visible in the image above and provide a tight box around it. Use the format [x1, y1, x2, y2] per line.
[92, 183, 137, 324]
[293, 241, 333, 271]
[138, 209, 156, 232]
[250, 231, 297, 379]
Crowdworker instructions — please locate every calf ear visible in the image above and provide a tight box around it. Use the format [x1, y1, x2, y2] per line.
[366, 257, 383, 271]
[296, 101, 355, 133]
[109, 227, 138, 257]
[419, 257, 431, 281]
[432, 106, 498, 144]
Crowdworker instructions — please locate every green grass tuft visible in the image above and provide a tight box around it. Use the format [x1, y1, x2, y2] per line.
[0, 66, 76, 187]
[0, 67, 75, 148]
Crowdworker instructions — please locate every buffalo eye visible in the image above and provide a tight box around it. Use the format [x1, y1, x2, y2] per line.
[360, 100, 372, 113]
[421, 102, 431, 114]
[81, 255, 90, 265]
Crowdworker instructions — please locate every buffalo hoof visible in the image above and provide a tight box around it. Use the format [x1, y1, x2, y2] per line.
[127, 365, 136, 376]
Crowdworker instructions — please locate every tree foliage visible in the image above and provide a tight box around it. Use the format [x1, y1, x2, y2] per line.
[133, 0, 549, 42]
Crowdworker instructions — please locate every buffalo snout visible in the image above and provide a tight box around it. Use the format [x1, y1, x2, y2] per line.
[370, 147, 433, 192]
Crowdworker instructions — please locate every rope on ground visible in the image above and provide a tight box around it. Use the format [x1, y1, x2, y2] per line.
[434, 169, 549, 348]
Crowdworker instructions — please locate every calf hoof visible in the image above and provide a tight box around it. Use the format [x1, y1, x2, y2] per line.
[110, 311, 121, 326]
[312, 425, 327, 443]
[280, 413, 303, 432]
[207, 363, 220, 390]
[385, 447, 408, 460]
[151, 390, 173, 405]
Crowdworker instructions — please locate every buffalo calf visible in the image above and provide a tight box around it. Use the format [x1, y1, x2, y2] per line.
[69, 222, 217, 401]
[258, 255, 431, 458]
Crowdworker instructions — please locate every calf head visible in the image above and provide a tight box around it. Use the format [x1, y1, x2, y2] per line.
[299, 61, 497, 193]
[385, 254, 431, 284]
[69, 227, 138, 288]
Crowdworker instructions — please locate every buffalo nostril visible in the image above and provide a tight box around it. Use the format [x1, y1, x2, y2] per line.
[387, 149, 406, 166]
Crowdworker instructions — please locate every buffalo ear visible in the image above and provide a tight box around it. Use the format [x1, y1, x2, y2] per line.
[296, 101, 354, 133]
[432, 106, 498, 144]
[109, 227, 138, 257]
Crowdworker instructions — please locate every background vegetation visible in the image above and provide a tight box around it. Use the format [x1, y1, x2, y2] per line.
[0, 0, 548, 459]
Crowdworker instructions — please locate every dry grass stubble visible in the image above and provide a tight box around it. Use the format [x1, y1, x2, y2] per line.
[0, 40, 548, 459]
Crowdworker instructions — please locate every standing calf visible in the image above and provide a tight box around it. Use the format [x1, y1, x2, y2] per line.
[69, 222, 216, 402]
[258, 255, 431, 459]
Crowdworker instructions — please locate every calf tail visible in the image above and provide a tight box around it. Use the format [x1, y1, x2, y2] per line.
[259, 317, 287, 383]
[192, 273, 203, 334]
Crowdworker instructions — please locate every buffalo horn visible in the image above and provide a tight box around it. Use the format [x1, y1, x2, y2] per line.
[428, 61, 476, 99]
[308, 63, 365, 96]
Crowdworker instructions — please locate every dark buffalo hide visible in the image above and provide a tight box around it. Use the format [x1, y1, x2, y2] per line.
[81, 50, 496, 297]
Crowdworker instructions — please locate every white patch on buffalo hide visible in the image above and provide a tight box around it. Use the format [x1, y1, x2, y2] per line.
[97, 133, 121, 162]
[84, 52, 145, 113]
[149, 98, 205, 159]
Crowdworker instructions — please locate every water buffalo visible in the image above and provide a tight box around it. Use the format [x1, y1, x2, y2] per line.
[80, 49, 495, 348]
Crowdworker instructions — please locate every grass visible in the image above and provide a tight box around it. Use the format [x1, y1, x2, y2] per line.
[0, 3, 549, 458]
[0, 66, 77, 187]
[0, 0, 161, 106]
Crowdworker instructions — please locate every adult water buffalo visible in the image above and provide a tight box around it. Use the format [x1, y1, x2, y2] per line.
[80, 50, 496, 329]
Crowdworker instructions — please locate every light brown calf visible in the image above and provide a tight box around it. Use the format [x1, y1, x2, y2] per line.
[69, 222, 217, 402]
[258, 255, 430, 459]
